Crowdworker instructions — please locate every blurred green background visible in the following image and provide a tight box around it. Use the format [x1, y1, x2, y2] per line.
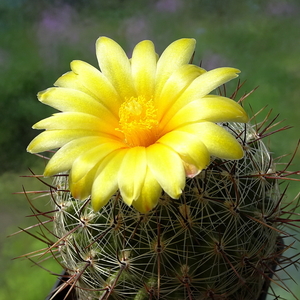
[1, 0, 299, 299]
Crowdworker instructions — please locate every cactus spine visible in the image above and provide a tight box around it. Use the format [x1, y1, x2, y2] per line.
[29, 118, 296, 300]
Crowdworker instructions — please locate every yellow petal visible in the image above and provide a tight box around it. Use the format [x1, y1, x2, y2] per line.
[155, 38, 196, 98]
[27, 130, 102, 153]
[71, 140, 126, 184]
[146, 143, 185, 199]
[54, 71, 87, 91]
[131, 40, 157, 99]
[164, 68, 240, 121]
[91, 149, 128, 211]
[70, 162, 100, 200]
[33, 112, 122, 138]
[158, 131, 210, 177]
[162, 95, 249, 133]
[96, 37, 136, 99]
[69, 60, 122, 116]
[44, 136, 104, 177]
[178, 122, 244, 159]
[156, 64, 206, 121]
[118, 147, 147, 206]
[38, 87, 118, 121]
[54, 62, 120, 112]
[132, 167, 162, 213]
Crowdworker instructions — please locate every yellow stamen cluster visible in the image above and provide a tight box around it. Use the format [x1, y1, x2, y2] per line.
[117, 96, 158, 147]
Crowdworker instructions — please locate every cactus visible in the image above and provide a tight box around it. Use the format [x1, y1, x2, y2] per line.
[18, 37, 300, 300]
[20, 110, 300, 300]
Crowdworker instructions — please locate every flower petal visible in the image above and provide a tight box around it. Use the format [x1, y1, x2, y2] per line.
[178, 122, 244, 159]
[156, 64, 206, 121]
[71, 140, 126, 184]
[38, 87, 118, 121]
[33, 112, 122, 138]
[132, 167, 162, 213]
[69, 60, 122, 116]
[70, 141, 128, 201]
[158, 131, 210, 177]
[70, 162, 100, 200]
[118, 147, 147, 206]
[54, 70, 86, 91]
[96, 37, 136, 99]
[54, 61, 122, 116]
[91, 149, 128, 211]
[44, 136, 105, 177]
[146, 143, 185, 199]
[131, 40, 157, 99]
[155, 38, 196, 98]
[27, 130, 102, 153]
[162, 95, 249, 133]
[163, 68, 240, 123]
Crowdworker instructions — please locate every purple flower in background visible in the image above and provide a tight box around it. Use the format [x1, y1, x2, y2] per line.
[121, 16, 151, 49]
[36, 4, 79, 65]
[155, 0, 182, 13]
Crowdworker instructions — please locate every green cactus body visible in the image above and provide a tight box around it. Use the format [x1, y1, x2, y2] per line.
[50, 121, 283, 300]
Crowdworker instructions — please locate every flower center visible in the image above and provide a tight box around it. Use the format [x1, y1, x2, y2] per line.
[117, 96, 158, 147]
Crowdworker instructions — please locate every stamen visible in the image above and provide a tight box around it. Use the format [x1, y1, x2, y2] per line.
[116, 96, 158, 147]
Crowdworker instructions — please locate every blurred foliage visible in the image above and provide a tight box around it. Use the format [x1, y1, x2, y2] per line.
[0, 235, 60, 300]
[0, 168, 58, 300]
[1, 0, 299, 299]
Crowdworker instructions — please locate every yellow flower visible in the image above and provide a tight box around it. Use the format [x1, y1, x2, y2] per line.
[27, 37, 249, 213]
